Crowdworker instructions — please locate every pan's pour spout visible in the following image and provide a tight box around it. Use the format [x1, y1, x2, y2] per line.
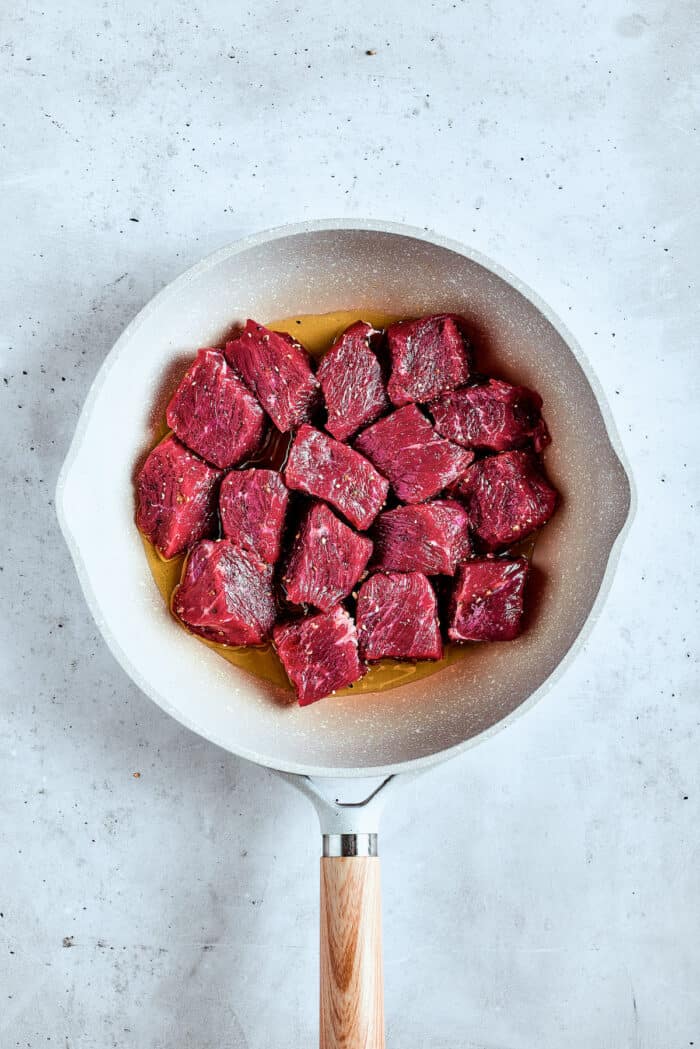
[278, 772, 407, 1049]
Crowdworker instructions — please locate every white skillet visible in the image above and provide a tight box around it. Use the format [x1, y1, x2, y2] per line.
[57, 220, 633, 1047]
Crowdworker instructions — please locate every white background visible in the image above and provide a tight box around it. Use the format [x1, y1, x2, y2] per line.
[2, 2, 698, 1046]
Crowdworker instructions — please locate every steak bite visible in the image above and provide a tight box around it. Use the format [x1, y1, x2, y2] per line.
[356, 572, 443, 661]
[283, 502, 373, 612]
[387, 313, 471, 406]
[219, 468, 289, 564]
[430, 378, 550, 453]
[354, 405, 473, 504]
[448, 558, 529, 642]
[166, 348, 266, 469]
[373, 500, 472, 576]
[172, 539, 276, 646]
[274, 606, 364, 705]
[285, 424, 389, 530]
[135, 434, 222, 559]
[317, 321, 389, 440]
[454, 449, 558, 550]
[224, 319, 319, 433]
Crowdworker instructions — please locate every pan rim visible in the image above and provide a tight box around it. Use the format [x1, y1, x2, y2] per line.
[56, 218, 636, 779]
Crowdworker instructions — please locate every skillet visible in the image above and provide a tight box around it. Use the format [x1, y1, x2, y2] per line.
[57, 220, 633, 1047]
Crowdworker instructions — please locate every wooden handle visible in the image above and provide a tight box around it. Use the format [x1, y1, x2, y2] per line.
[320, 857, 385, 1049]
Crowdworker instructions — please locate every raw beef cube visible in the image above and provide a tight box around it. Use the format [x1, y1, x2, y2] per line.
[373, 500, 472, 575]
[317, 321, 389, 440]
[274, 606, 364, 705]
[283, 502, 373, 611]
[219, 468, 289, 564]
[448, 558, 529, 642]
[454, 449, 558, 550]
[356, 572, 443, 661]
[224, 319, 320, 433]
[387, 314, 471, 406]
[285, 425, 389, 530]
[354, 405, 473, 504]
[430, 378, 550, 453]
[172, 539, 276, 646]
[135, 434, 222, 559]
[166, 348, 266, 469]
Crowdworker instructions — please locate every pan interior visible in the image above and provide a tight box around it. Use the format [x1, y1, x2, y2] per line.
[58, 225, 631, 775]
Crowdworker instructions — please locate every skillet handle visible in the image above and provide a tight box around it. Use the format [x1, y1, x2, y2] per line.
[320, 835, 384, 1049]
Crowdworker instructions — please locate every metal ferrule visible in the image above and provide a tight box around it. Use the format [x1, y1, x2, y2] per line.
[323, 833, 378, 857]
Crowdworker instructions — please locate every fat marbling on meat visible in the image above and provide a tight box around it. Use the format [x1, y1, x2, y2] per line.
[285, 424, 389, 530]
[356, 571, 443, 661]
[273, 605, 364, 705]
[166, 348, 266, 469]
[454, 449, 558, 550]
[219, 468, 289, 564]
[172, 538, 276, 646]
[135, 434, 222, 559]
[386, 313, 471, 406]
[430, 377, 550, 453]
[448, 557, 529, 641]
[283, 501, 373, 611]
[354, 404, 473, 504]
[317, 320, 389, 440]
[372, 499, 472, 575]
[224, 320, 319, 433]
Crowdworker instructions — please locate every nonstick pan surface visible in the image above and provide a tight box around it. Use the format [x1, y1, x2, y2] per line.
[57, 220, 633, 778]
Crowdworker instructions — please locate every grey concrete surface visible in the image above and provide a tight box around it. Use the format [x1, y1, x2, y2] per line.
[1, 2, 698, 1046]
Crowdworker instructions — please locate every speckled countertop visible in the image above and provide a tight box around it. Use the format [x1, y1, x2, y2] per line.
[2, 3, 698, 1047]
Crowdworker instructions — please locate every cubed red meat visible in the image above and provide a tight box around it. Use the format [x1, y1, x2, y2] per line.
[354, 405, 473, 504]
[430, 378, 550, 453]
[356, 572, 443, 661]
[448, 558, 529, 641]
[454, 449, 558, 550]
[285, 425, 389, 530]
[172, 539, 276, 646]
[317, 321, 389, 440]
[283, 502, 373, 611]
[273, 606, 364, 705]
[373, 500, 472, 575]
[387, 313, 471, 406]
[135, 434, 222, 559]
[224, 319, 319, 433]
[165, 348, 266, 469]
[219, 468, 289, 564]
